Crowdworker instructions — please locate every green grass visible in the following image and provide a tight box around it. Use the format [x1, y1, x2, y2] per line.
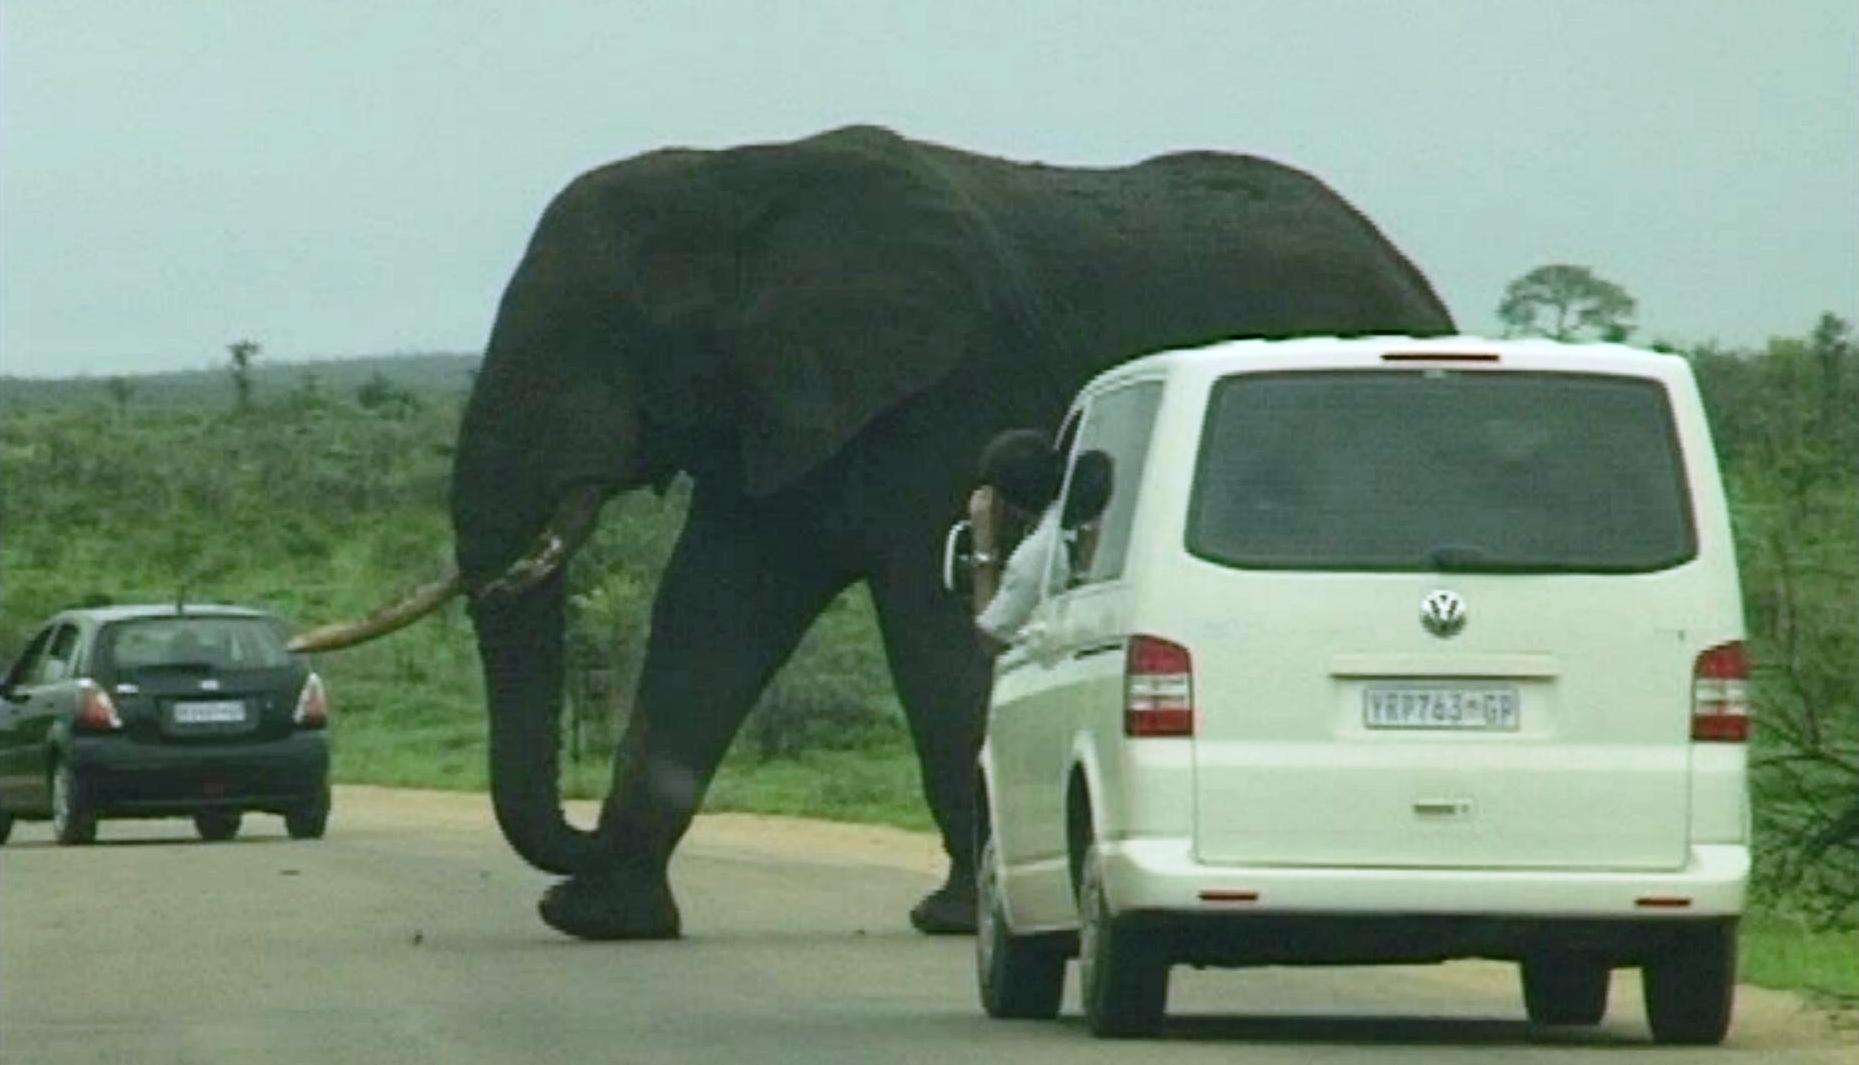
[703, 745, 936, 832]
[1741, 911, 1859, 1008]
[331, 718, 936, 834]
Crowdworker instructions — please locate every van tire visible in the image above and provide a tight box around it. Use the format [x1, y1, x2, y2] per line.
[1521, 956, 1609, 1025]
[1078, 843, 1168, 1037]
[1643, 922, 1736, 1045]
[976, 836, 1066, 1019]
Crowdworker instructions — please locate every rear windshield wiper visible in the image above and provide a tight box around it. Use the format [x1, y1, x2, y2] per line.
[124, 661, 216, 675]
[1426, 544, 1491, 571]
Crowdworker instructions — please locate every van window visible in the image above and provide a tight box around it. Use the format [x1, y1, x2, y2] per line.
[1187, 371, 1696, 573]
[1051, 380, 1164, 591]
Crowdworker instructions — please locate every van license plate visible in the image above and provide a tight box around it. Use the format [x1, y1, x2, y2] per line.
[173, 699, 247, 725]
[1364, 687, 1519, 731]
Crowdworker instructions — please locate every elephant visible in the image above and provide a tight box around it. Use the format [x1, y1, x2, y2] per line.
[293, 125, 1453, 939]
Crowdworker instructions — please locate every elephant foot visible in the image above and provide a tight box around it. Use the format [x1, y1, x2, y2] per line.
[537, 871, 682, 941]
[908, 869, 977, 935]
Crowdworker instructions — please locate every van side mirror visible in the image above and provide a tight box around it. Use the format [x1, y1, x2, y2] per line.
[1062, 450, 1114, 531]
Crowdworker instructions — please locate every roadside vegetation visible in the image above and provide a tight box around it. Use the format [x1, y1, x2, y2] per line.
[2, 311, 1852, 1002]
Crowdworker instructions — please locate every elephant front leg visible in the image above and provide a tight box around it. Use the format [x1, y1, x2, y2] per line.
[537, 493, 854, 940]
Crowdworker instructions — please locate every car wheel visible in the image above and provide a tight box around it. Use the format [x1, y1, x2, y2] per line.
[284, 787, 330, 840]
[50, 761, 97, 845]
[193, 809, 243, 842]
[976, 835, 1066, 1019]
[1521, 955, 1610, 1025]
[0, 804, 13, 845]
[1077, 842, 1168, 1038]
[1643, 921, 1736, 1046]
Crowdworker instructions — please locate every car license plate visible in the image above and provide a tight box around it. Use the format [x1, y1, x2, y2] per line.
[1364, 686, 1519, 731]
[172, 699, 248, 725]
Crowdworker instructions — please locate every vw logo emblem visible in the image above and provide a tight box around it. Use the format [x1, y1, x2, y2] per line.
[1420, 590, 1467, 638]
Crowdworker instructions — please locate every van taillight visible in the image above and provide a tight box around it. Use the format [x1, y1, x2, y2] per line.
[76, 680, 123, 731]
[1691, 642, 1750, 742]
[1126, 636, 1193, 737]
[294, 672, 329, 728]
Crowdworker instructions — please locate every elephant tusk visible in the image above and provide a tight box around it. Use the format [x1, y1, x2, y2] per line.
[288, 573, 465, 653]
[472, 483, 610, 603]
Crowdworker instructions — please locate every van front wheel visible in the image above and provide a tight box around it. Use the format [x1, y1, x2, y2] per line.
[1077, 844, 1168, 1038]
[976, 836, 1066, 1019]
[1643, 921, 1736, 1046]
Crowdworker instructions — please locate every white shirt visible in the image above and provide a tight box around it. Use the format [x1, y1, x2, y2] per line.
[976, 507, 1062, 643]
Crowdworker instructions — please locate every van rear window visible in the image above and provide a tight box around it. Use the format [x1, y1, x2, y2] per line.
[1187, 371, 1696, 573]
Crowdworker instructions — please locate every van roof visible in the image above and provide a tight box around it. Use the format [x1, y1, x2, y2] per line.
[1090, 335, 1691, 392]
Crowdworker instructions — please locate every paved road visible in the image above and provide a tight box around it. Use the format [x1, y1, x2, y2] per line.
[1, 787, 1848, 1064]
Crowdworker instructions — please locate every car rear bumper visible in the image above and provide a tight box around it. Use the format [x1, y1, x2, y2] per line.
[67, 732, 329, 814]
[1099, 836, 1747, 965]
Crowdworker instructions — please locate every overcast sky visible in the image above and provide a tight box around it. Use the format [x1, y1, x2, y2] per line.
[3, 1, 1855, 378]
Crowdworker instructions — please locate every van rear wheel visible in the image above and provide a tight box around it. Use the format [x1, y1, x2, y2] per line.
[1643, 921, 1736, 1045]
[1078, 843, 1168, 1037]
[1521, 955, 1609, 1025]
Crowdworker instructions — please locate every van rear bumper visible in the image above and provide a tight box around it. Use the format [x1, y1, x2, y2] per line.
[1102, 837, 1748, 919]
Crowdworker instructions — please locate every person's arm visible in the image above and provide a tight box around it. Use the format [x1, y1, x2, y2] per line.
[967, 486, 1004, 618]
[974, 508, 1056, 658]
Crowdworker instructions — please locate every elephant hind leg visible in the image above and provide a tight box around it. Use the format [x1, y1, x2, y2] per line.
[539, 491, 854, 939]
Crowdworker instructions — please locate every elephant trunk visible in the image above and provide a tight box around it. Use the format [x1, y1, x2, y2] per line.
[450, 319, 652, 874]
[470, 569, 600, 875]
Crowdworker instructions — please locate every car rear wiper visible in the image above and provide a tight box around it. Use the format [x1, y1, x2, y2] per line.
[1426, 544, 1491, 571]
[127, 661, 216, 674]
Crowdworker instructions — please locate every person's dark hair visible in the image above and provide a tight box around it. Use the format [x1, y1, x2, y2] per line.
[1061, 449, 1114, 529]
[978, 429, 1058, 512]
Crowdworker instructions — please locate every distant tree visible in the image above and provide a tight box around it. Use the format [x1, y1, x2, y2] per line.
[356, 370, 420, 416]
[227, 339, 261, 412]
[290, 371, 328, 412]
[104, 375, 135, 414]
[1497, 264, 1637, 341]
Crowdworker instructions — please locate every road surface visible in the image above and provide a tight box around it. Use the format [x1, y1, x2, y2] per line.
[1, 786, 1849, 1064]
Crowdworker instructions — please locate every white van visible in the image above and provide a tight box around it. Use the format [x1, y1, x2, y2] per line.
[973, 336, 1749, 1044]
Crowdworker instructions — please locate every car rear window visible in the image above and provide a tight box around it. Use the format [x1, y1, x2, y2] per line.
[1187, 370, 1696, 573]
[103, 616, 295, 673]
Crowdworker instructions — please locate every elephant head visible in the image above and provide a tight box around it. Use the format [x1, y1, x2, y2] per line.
[293, 126, 1453, 884]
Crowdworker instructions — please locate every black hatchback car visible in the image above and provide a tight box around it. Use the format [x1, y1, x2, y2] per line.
[0, 604, 330, 844]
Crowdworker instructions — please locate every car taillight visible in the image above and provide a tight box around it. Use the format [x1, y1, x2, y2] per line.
[1692, 641, 1750, 742]
[1125, 635, 1193, 737]
[294, 672, 329, 728]
[76, 680, 123, 731]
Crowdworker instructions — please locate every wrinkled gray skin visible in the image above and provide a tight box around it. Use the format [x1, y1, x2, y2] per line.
[453, 126, 1453, 938]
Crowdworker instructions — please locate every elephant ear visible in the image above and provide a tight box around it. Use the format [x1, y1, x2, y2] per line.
[730, 131, 1000, 497]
